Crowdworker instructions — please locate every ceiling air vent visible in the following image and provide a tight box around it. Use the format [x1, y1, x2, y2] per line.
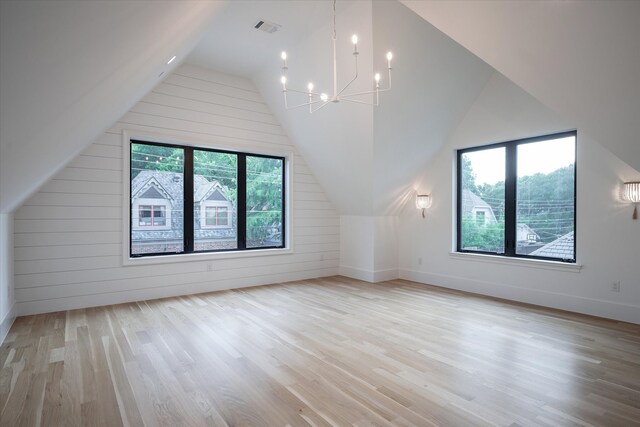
[254, 20, 280, 34]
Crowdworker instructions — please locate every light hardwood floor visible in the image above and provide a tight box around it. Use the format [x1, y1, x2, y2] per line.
[1, 277, 639, 426]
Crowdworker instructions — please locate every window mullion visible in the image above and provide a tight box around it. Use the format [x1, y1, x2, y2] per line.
[504, 144, 517, 256]
[184, 148, 194, 253]
[238, 155, 247, 250]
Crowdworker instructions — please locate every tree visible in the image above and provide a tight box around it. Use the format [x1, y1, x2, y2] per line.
[461, 156, 479, 194]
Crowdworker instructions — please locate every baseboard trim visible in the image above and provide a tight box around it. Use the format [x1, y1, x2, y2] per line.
[400, 269, 640, 324]
[339, 266, 399, 283]
[16, 268, 339, 316]
[0, 303, 16, 344]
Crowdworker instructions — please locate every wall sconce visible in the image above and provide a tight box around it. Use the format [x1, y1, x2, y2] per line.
[416, 194, 431, 218]
[624, 181, 640, 220]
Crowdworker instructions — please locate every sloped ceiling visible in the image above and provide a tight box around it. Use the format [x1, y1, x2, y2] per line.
[0, 0, 226, 213]
[402, 0, 640, 172]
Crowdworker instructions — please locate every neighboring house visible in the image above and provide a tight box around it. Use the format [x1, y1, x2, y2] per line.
[131, 171, 235, 249]
[463, 189, 541, 251]
[530, 231, 574, 259]
[517, 223, 539, 244]
[461, 189, 497, 225]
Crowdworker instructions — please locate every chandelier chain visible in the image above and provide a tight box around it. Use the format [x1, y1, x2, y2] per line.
[333, 0, 337, 40]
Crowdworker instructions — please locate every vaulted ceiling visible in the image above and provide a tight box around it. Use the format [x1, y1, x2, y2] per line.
[1, 0, 638, 216]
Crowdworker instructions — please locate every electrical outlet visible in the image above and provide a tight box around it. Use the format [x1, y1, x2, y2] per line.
[207, 263, 214, 272]
[611, 281, 621, 292]
[418, 257, 423, 265]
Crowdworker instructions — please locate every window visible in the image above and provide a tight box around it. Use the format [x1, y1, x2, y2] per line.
[130, 140, 285, 257]
[205, 207, 228, 226]
[457, 131, 576, 262]
[138, 205, 166, 226]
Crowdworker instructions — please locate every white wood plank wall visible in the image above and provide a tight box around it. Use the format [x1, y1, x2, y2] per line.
[13, 64, 340, 315]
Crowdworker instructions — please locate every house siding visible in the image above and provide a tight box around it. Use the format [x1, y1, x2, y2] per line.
[13, 64, 340, 316]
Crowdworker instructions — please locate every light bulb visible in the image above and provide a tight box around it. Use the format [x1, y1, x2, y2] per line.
[307, 82, 314, 92]
[320, 93, 328, 102]
[281, 51, 287, 60]
[386, 52, 393, 61]
[280, 76, 287, 85]
[351, 34, 358, 45]
[374, 73, 381, 82]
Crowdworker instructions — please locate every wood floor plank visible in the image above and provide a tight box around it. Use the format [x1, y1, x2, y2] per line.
[1, 276, 639, 426]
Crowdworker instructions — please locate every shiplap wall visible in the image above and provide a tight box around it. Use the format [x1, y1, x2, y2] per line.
[13, 64, 340, 316]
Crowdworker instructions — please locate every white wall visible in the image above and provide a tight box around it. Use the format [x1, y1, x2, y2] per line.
[12, 64, 339, 316]
[399, 72, 640, 324]
[339, 215, 398, 283]
[0, 213, 15, 342]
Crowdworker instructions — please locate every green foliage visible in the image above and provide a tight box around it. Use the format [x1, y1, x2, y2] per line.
[461, 214, 504, 252]
[194, 150, 237, 204]
[461, 156, 478, 194]
[246, 156, 283, 245]
[131, 144, 183, 179]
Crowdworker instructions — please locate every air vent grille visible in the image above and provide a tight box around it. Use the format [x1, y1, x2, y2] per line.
[254, 20, 280, 34]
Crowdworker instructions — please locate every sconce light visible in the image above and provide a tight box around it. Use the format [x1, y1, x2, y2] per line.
[416, 194, 431, 218]
[624, 181, 640, 220]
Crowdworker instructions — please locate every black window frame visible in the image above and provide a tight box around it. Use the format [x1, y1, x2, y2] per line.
[456, 130, 577, 263]
[130, 139, 286, 258]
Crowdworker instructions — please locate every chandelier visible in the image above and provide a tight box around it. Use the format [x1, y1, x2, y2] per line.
[279, 0, 393, 113]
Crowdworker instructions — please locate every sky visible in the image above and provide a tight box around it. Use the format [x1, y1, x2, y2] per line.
[466, 136, 575, 185]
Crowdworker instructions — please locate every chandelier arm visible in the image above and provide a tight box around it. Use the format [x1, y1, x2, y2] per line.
[311, 100, 331, 113]
[340, 97, 378, 107]
[337, 54, 359, 97]
[285, 87, 320, 96]
[340, 89, 380, 98]
[284, 98, 329, 110]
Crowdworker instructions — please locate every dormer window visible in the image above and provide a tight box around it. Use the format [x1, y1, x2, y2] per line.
[139, 205, 166, 226]
[205, 206, 228, 227]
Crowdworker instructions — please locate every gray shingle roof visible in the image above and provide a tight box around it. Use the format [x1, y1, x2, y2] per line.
[132, 171, 228, 204]
[530, 231, 574, 259]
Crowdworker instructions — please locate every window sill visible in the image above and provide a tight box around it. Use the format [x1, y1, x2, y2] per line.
[448, 252, 582, 273]
[123, 247, 292, 266]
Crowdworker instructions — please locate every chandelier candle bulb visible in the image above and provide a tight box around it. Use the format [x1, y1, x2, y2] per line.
[307, 82, 314, 93]
[280, 76, 287, 90]
[387, 52, 393, 68]
[281, 51, 287, 67]
[352, 34, 358, 54]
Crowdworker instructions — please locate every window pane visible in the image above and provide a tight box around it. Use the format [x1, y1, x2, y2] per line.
[517, 136, 575, 260]
[153, 206, 165, 226]
[139, 206, 151, 226]
[217, 208, 228, 226]
[194, 150, 237, 251]
[246, 156, 284, 248]
[205, 207, 216, 226]
[460, 148, 505, 253]
[131, 143, 184, 255]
